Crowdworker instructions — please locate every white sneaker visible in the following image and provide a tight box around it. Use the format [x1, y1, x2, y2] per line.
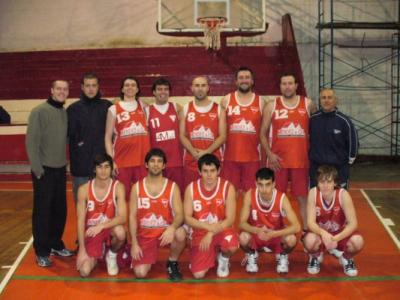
[105, 250, 119, 276]
[243, 251, 259, 273]
[339, 255, 358, 277]
[307, 254, 321, 275]
[328, 248, 343, 259]
[216, 253, 230, 277]
[276, 253, 289, 274]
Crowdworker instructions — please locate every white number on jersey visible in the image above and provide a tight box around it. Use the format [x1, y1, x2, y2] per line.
[138, 197, 150, 209]
[150, 117, 160, 128]
[227, 105, 241, 116]
[193, 200, 202, 212]
[274, 109, 288, 120]
[116, 111, 130, 123]
[187, 112, 196, 122]
[251, 209, 258, 221]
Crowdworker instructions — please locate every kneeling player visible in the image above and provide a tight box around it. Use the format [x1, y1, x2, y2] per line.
[304, 165, 364, 277]
[239, 168, 300, 274]
[184, 154, 239, 279]
[76, 154, 127, 277]
[129, 148, 186, 281]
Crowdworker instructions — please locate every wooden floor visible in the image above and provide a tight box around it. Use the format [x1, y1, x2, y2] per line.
[0, 180, 399, 299]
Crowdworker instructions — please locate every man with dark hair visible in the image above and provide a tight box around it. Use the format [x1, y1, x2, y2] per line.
[239, 167, 300, 274]
[304, 165, 364, 277]
[67, 72, 112, 204]
[26, 79, 74, 267]
[76, 153, 127, 277]
[146, 78, 184, 191]
[309, 88, 358, 189]
[221, 66, 263, 192]
[260, 73, 317, 231]
[184, 153, 238, 278]
[129, 148, 186, 281]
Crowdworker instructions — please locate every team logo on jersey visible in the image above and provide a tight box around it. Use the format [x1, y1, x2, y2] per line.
[169, 115, 177, 122]
[199, 212, 218, 224]
[140, 213, 169, 228]
[224, 235, 233, 242]
[250, 106, 259, 113]
[298, 108, 307, 115]
[334, 129, 341, 134]
[156, 130, 176, 142]
[120, 121, 148, 137]
[319, 220, 340, 232]
[209, 112, 217, 120]
[216, 198, 223, 206]
[277, 122, 305, 138]
[161, 198, 169, 208]
[87, 213, 109, 226]
[190, 125, 215, 140]
[230, 119, 256, 134]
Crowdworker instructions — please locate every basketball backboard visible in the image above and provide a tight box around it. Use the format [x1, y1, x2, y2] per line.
[158, 0, 266, 34]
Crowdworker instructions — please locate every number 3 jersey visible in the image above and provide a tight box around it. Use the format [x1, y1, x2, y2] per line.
[269, 96, 310, 168]
[190, 177, 229, 246]
[136, 178, 176, 239]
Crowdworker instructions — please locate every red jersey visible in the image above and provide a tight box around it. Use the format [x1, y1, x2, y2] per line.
[113, 101, 150, 168]
[248, 188, 285, 230]
[184, 101, 222, 168]
[315, 188, 346, 234]
[136, 178, 175, 239]
[269, 96, 310, 168]
[190, 177, 229, 246]
[225, 92, 262, 162]
[85, 179, 118, 228]
[148, 103, 183, 167]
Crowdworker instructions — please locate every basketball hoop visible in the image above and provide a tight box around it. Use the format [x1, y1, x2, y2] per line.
[197, 16, 227, 51]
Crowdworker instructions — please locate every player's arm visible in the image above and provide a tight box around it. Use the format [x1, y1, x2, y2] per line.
[76, 183, 90, 269]
[183, 184, 213, 231]
[104, 109, 116, 171]
[129, 183, 143, 259]
[332, 190, 358, 242]
[218, 184, 236, 230]
[239, 190, 262, 234]
[270, 195, 301, 238]
[178, 105, 198, 157]
[307, 97, 317, 114]
[203, 103, 227, 154]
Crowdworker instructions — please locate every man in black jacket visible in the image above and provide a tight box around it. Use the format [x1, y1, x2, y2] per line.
[309, 88, 358, 189]
[67, 73, 112, 203]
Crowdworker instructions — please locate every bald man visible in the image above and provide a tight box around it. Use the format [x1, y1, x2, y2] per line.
[309, 89, 358, 189]
[179, 76, 226, 188]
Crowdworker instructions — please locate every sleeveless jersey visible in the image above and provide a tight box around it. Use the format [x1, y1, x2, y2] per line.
[190, 177, 229, 246]
[113, 101, 150, 168]
[85, 179, 118, 228]
[148, 103, 183, 167]
[315, 188, 346, 234]
[269, 96, 310, 168]
[225, 92, 262, 162]
[184, 101, 222, 168]
[248, 188, 285, 230]
[136, 178, 175, 239]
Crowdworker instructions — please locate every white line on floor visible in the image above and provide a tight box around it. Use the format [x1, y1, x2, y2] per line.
[18, 242, 28, 245]
[350, 188, 400, 191]
[0, 236, 33, 294]
[0, 266, 11, 269]
[361, 189, 400, 249]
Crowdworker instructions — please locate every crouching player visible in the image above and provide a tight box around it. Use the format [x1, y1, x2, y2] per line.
[76, 154, 127, 277]
[184, 154, 239, 279]
[304, 165, 364, 276]
[129, 148, 186, 281]
[239, 168, 300, 274]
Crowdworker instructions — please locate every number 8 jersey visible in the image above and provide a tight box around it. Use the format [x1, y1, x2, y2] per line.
[269, 96, 310, 168]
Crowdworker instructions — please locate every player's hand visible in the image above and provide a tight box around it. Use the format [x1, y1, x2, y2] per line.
[113, 162, 119, 176]
[131, 243, 143, 261]
[321, 230, 337, 250]
[196, 149, 208, 159]
[159, 226, 175, 247]
[207, 223, 224, 234]
[76, 249, 90, 270]
[85, 224, 104, 238]
[257, 227, 274, 241]
[191, 149, 202, 160]
[267, 152, 282, 172]
[199, 232, 213, 252]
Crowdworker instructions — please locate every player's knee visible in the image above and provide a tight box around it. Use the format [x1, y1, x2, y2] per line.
[284, 234, 297, 248]
[134, 266, 149, 278]
[239, 232, 251, 247]
[223, 246, 238, 256]
[174, 227, 186, 243]
[348, 234, 364, 252]
[193, 270, 207, 279]
[79, 265, 92, 278]
[303, 233, 320, 251]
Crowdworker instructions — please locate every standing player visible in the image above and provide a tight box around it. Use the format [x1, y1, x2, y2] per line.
[304, 165, 364, 277]
[76, 154, 127, 277]
[221, 66, 263, 192]
[129, 148, 186, 281]
[184, 154, 238, 278]
[239, 168, 300, 274]
[147, 78, 184, 192]
[260, 72, 316, 230]
[179, 76, 226, 188]
[105, 76, 150, 199]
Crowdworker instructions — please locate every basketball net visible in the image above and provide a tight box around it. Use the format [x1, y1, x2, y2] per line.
[198, 17, 227, 51]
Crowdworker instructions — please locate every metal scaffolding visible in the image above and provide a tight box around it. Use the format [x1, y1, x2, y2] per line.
[317, 0, 400, 157]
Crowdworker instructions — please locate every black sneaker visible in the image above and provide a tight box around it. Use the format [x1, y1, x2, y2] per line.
[51, 248, 75, 257]
[36, 256, 52, 267]
[307, 255, 320, 275]
[166, 260, 182, 281]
